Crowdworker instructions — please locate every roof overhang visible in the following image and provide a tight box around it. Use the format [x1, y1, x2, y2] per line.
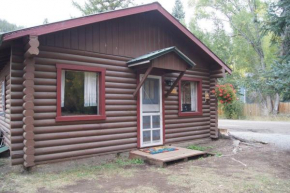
[127, 46, 196, 68]
[0, 2, 232, 74]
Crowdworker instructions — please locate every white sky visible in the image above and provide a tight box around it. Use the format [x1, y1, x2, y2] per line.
[0, 0, 194, 28]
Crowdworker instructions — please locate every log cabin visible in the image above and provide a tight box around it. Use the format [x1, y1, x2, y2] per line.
[0, 2, 231, 167]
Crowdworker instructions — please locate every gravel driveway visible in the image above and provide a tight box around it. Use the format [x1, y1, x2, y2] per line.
[219, 119, 290, 151]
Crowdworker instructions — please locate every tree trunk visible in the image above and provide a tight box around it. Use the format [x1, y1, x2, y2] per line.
[273, 93, 280, 115]
[266, 95, 273, 115]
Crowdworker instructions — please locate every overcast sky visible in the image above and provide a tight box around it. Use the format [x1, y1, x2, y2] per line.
[0, 0, 194, 28]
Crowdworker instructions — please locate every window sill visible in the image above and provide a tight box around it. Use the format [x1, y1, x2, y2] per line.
[178, 111, 203, 117]
[56, 115, 106, 122]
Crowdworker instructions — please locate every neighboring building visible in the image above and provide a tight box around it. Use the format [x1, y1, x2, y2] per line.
[0, 3, 231, 167]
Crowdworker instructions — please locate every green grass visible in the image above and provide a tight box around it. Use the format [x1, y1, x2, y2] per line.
[115, 158, 144, 166]
[187, 145, 213, 151]
[0, 158, 145, 193]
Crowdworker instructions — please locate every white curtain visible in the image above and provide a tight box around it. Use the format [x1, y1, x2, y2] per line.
[61, 70, 65, 107]
[190, 82, 197, 112]
[84, 72, 98, 107]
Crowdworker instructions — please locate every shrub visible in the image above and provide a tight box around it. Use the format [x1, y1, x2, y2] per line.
[212, 84, 237, 104]
[223, 100, 244, 119]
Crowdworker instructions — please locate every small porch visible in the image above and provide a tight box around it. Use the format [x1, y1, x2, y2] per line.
[129, 146, 207, 167]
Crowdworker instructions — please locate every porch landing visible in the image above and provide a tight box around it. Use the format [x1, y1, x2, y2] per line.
[129, 146, 206, 167]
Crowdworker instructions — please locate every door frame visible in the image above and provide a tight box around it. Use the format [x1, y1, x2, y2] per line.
[137, 73, 165, 148]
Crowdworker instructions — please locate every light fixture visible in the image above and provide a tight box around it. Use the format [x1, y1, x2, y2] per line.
[165, 79, 174, 86]
[205, 90, 210, 102]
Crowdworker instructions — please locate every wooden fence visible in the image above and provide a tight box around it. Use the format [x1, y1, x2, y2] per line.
[218, 102, 290, 116]
[279, 102, 290, 114]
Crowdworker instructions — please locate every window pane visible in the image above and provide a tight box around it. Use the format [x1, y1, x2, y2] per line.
[153, 130, 161, 141]
[152, 115, 160, 128]
[62, 70, 99, 116]
[181, 81, 197, 112]
[143, 131, 151, 143]
[142, 78, 160, 113]
[143, 116, 151, 129]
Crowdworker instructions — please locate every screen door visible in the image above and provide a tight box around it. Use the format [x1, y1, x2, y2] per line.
[140, 75, 163, 147]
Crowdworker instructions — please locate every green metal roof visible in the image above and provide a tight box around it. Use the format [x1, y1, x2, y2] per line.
[127, 46, 196, 67]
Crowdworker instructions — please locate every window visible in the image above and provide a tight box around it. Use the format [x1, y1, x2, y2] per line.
[178, 77, 202, 116]
[0, 80, 5, 117]
[56, 64, 106, 121]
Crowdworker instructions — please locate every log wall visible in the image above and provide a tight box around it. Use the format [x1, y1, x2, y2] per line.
[0, 62, 11, 150]
[31, 46, 138, 164]
[164, 69, 211, 143]
[10, 42, 25, 165]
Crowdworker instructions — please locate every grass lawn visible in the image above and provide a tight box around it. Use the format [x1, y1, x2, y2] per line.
[1, 139, 290, 193]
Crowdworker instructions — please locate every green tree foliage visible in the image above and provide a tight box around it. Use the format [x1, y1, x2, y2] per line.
[172, 0, 185, 23]
[265, 0, 290, 62]
[188, 0, 281, 115]
[72, 0, 135, 15]
[0, 19, 23, 33]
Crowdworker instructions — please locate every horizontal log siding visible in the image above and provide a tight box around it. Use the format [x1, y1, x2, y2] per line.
[31, 47, 137, 164]
[10, 43, 25, 165]
[38, 12, 210, 70]
[164, 68, 211, 144]
[209, 69, 224, 138]
[0, 63, 11, 151]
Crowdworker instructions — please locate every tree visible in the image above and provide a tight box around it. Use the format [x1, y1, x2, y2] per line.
[43, 18, 49, 24]
[0, 19, 23, 33]
[72, 0, 135, 15]
[189, 0, 278, 115]
[172, 0, 185, 23]
[265, 0, 290, 62]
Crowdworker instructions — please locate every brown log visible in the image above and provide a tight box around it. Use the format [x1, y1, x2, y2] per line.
[166, 126, 210, 134]
[106, 88, 134, 94]
[35, 138, 136, 155]
[35, 133, 137, 148]
[35, 143, 136, 162]
[23, 101, 34, 109]
[105, 100, 135, 105]
[34, 99, 56, 106]
[34, 116, 137, 126]
[34, 122, 136, 134]
[34, 127, 137, 141]
[166, 129, 210, 139]
[166, 133, 210, 143]
[35, 64, 56, 72]
[106, 105, 136, 111]
[34, 71, 56, 79]
[34, 78, 56, 85]
[11, 158, 24, 166]
[38, 50, 127, 67]
[35, 58, 131, 73]
[34, 85, 56, 92]
[166, 122, 210, 130]
[23, 124, 34, 132]
[34, 106, 56, 112]
[106, 82, 136, 89]
[40, 46, 130, 62]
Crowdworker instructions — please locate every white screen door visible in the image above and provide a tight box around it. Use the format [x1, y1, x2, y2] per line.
[140, 75, 163, 147]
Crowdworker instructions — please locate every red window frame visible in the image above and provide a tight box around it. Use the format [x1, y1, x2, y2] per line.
[56, 64, 106, 122]
[178, 77, 203, 116]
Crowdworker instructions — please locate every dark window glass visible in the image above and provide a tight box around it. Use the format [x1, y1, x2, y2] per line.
[62, 70, 98, 116]
[181, 81, 197, 112]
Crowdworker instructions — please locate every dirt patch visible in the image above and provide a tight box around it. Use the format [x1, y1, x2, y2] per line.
[1, 139, 290, 193]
